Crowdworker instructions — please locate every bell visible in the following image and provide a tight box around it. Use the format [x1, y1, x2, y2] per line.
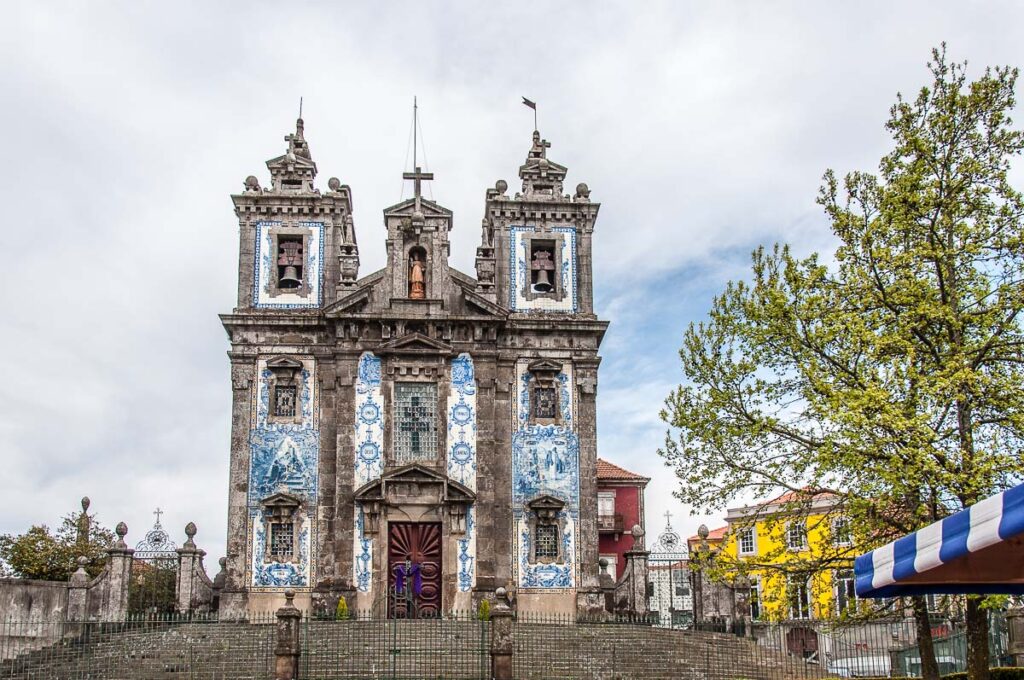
[533, 269, 553, 293]
[279, 265, 302, 289]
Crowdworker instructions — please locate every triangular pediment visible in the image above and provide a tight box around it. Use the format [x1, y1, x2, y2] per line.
[266, 356, 304, 371]
[519, 158, 568, 179]
[354, 464, 477, 504]
[383, 197, 453, 218]
[260, 491, 302, 507]
[377, 332, 454, 356]
[528, 494, 566, 511]
[266, 152, 316, 172]
[527, 358, 564, 374]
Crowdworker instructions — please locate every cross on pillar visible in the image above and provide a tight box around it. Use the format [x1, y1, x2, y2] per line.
[664, 510, 673, 528]
[403, 166, 434, 213]
[154, 507, 164, 526]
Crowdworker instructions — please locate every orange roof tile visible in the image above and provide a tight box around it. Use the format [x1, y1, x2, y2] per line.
[687, 525, 728, 542]
[596, 458, 650, 482]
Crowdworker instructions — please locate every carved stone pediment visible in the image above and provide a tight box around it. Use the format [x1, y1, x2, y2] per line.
[261, 491, 302, 509]
[354, 465, 476, 535]
[376, 333, 454, 357]
[527, 494, 566, 513]
[527, 359, 563, 375]
[354, 464, 476, 506]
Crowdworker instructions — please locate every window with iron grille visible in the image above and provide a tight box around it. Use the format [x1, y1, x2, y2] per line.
[269, 522, 294, 558]
[535, 524, 558, 559]
[532, 386, 558, 420]
[394, 383, 438, 463]
[273, 385, 297, 418]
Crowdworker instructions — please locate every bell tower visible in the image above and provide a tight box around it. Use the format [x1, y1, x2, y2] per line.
[480, 130, 599, 317]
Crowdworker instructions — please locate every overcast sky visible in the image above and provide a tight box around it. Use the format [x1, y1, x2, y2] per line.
[1, 2, 1022, 567]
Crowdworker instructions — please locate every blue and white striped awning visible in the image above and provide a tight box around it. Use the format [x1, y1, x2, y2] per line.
[855, 483, 1024, 597]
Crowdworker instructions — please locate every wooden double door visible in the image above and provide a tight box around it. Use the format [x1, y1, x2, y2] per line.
[387, 521, 442, 618]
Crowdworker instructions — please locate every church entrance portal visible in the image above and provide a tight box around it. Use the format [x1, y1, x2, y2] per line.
[388, 521, 442, 618]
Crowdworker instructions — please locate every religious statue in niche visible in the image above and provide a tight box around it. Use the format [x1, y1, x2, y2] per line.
[409, 250, 426, 299]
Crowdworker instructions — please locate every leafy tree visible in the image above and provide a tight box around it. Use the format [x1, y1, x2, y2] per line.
[0, 507, 115, 581]
[660, 46, 1024, 680]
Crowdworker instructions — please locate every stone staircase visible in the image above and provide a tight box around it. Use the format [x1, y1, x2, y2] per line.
[0, 619, 829, 680]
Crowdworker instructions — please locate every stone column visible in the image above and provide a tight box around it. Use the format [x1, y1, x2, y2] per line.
[176, 522, 207, 614]
[490, 588, 514, 680]
[1008, 608, 1024, 666]
[103, 522, 134, 622]
[66, 557, 90, 622]
[274, 590, 302, 680]
[223, 359, 255, 619]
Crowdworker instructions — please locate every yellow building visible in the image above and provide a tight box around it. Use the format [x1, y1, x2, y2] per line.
[717, 491, 858, 621]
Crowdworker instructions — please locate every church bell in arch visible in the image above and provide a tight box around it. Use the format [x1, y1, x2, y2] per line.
[277, 240, 304, 289]
[531, 248, 555, 293]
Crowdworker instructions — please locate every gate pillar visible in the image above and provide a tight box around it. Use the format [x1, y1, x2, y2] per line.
[490, 587, 514, 680]
[275, 589, 302, 680]
[104, 522, 134, 621]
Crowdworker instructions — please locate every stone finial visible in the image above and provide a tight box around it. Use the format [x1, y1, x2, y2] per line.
[575, 182, 591, 200]
[113, 521, 128, 549]
[697, 524, 709, 539]
[81, 497, 91, 512]
[285, 589, 296, 606]
[495, 179, 508, 195]
[184, 522, 197, 548]
[219, 556, 227, 568]
[328, 177, 341, 192]
[598, 557, 609, 574]
[244, 175, 260, 192]
[77, 555, 89, 568]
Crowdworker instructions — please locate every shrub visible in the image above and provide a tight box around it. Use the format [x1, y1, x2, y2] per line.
[478, 599, 491, 621]
[943, 669, 1024, 680]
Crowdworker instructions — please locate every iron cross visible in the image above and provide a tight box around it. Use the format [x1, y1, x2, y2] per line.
[154, 507, 164, 525]
[403, 166, 433, 213]
[664, 510, 673, 527]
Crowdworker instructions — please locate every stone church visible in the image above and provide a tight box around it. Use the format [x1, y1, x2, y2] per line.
[220, 115, 607, 617]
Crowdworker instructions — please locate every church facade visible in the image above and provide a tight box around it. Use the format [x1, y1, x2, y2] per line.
[220, 117, 608, 616]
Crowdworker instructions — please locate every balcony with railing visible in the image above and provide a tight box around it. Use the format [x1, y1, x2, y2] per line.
[598, 513, 625, 534]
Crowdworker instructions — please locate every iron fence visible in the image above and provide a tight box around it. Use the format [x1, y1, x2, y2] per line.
[0, 613, 276, 680]
[301, 610, 489, 679]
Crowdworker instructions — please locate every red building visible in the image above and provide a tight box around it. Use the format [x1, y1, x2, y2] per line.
[597, 458, 650, 579]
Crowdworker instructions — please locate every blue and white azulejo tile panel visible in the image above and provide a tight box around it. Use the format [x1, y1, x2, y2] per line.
[354, 353, 384, 487]
[354, 506, 373, 593]
[508, 226, 578, 313]
[511, 359, 579, 590]
[247, 358, 319, 590]
[447, 353, 477, 490]
[447, 353, 477, 592]
[252, 221, 324, 309]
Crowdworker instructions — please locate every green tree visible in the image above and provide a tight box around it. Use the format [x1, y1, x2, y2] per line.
[660, 46, 1024, 680]
[0, 505, 115, 581]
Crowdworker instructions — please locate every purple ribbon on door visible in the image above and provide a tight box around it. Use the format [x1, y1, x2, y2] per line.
[394, 562, 422, 595]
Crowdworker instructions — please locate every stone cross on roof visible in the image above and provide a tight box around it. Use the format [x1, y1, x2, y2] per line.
[403, 166, 433, 213]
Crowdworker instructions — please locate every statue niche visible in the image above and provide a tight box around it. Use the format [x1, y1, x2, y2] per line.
[409, 247, 427, 299]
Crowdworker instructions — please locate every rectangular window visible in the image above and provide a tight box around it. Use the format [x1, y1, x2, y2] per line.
[394, 383, 438, 463]
[835, 569, 856, 613]
[749, 578, 761, 620]
[787, 521, 808, 550]
[597, 492, 616, 518]
[739, 527, 756, 555]
[532, 386, 558, 420]
[273, 385, 297, 418]
[788, 575, 812, 619]
[535, 524, 559, 559]
[269, 522, 294, 558]
[832, 517, 852, 546]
